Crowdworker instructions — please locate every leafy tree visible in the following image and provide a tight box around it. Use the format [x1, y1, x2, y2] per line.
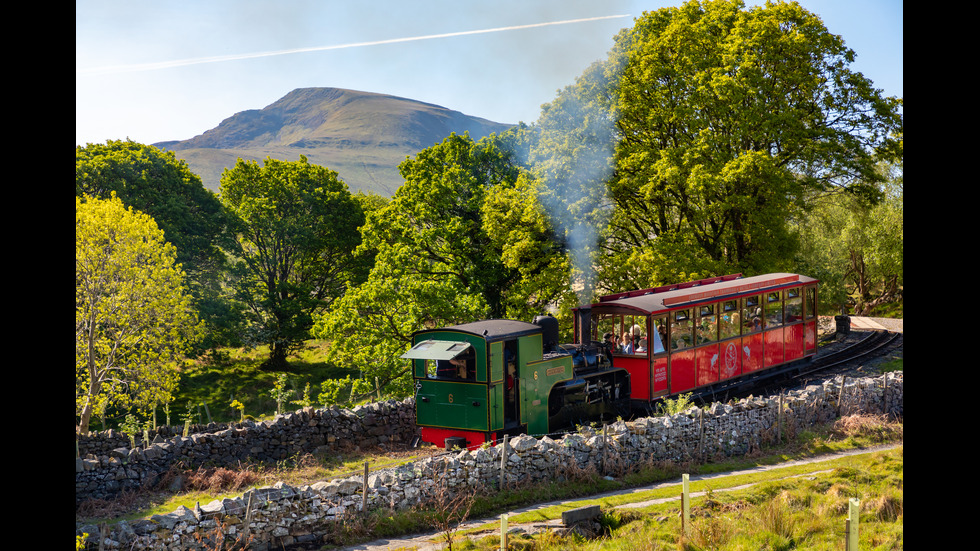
[534, 0, 903, 290]
[76, 140, 241, 350]
[220, 156, 366, 370]
[313, 132, 570, 395]
[76, 195, 202, 435]
[796, 157, 903, 315]
[75, 140, 231, 282]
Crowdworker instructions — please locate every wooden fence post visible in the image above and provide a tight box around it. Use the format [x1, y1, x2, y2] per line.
[499, 514, 508, 550]
[846, 498, 859, 550]
[681, 473, 690, 535]
[601, 423, 607, 475]
[499, 434, 508, 489]
[362, 461, 369, 513]
[243, 492, 254, 540]
[777, 392, 783, 444]
[883, 373, 890, 417]
[837, 376, 847, 416]
[697, 409, 704, 459]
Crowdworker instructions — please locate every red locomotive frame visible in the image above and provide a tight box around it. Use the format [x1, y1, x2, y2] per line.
[573, 273, 818, 406]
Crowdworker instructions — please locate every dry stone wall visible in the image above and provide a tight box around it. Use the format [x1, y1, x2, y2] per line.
[77, 373, 902, 550]
[76, 399, 418, 505]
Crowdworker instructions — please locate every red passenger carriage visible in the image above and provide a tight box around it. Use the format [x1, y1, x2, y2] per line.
[573, 273, 818, 409]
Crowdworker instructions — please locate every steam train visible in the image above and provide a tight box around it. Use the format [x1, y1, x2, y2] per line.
[404, 273, 819, 449]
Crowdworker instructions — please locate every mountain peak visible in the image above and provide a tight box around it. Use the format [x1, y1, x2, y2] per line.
[156, 87, 514, 194]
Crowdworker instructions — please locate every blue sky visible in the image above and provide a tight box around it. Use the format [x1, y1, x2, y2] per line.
[76, 0, 902, 147]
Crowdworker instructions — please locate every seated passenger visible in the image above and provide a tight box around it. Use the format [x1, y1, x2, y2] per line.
[446, 349, 475, 379]
[636, 338, 647, 353]
[603, 332, 620, 353]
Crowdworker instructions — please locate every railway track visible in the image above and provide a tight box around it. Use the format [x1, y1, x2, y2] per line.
[752, 330, 902, 398]
[709, 329, 902, 402]
[798, 330, 901, 379]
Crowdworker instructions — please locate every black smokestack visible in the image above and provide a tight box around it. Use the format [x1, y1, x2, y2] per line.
[534, 314, 560, 353]
[575, 306, 592, 345]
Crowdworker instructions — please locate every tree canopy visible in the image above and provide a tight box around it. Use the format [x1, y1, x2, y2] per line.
[532, 0, 903, 292]
[313, 131, 571, 394]
[220, 155, 367, 370]
[76, 140, 239, 350]
[75, 140, 231, 279]
[796, 156, 903, 315]
[76, 195, 201, 435]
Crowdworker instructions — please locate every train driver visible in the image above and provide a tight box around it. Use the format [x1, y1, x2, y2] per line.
[449, 349, 475, 379]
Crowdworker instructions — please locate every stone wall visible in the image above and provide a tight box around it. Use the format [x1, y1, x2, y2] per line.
[76, 399, 418, 505]
[77, 373, 903, 550]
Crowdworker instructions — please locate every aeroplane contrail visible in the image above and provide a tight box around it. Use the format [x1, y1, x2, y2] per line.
[77, 14, 631, 77]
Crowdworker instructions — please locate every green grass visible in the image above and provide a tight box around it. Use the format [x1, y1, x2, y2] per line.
[173, 340, 359, 425]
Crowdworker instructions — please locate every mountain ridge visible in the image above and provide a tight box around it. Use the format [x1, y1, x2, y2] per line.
[155, 87, 515, 195]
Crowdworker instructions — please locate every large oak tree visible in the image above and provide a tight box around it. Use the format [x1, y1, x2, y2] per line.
[76, 140, 239, 349]
[220, 156, 366, 370]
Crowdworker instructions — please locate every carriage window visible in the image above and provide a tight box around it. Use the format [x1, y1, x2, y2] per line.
[596, 314, 649, 356]
[766, 292, 783, 327]
[650, 316, 667, 354]
[671, 309, 693, 349]
[785, 288, 802, 323]
[403, 340, 474, 380]
[743, 295, 763, 333]
[623, 316, 646, 355]
[596, 314, 619, 350]
[719, 300, 740, 339]
[697, 304, 717, 344]
[805, 286, 816, 319]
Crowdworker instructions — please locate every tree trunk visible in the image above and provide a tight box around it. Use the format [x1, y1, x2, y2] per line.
[78, 400, 94, 437]
[264, 343, 291, 371]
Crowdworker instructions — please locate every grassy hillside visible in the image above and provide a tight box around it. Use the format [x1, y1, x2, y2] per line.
[175, 341, 359, 425]
[156, 87, 514, 195]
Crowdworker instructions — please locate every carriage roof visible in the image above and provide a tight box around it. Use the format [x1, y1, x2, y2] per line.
[589, 273, 817, 316]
